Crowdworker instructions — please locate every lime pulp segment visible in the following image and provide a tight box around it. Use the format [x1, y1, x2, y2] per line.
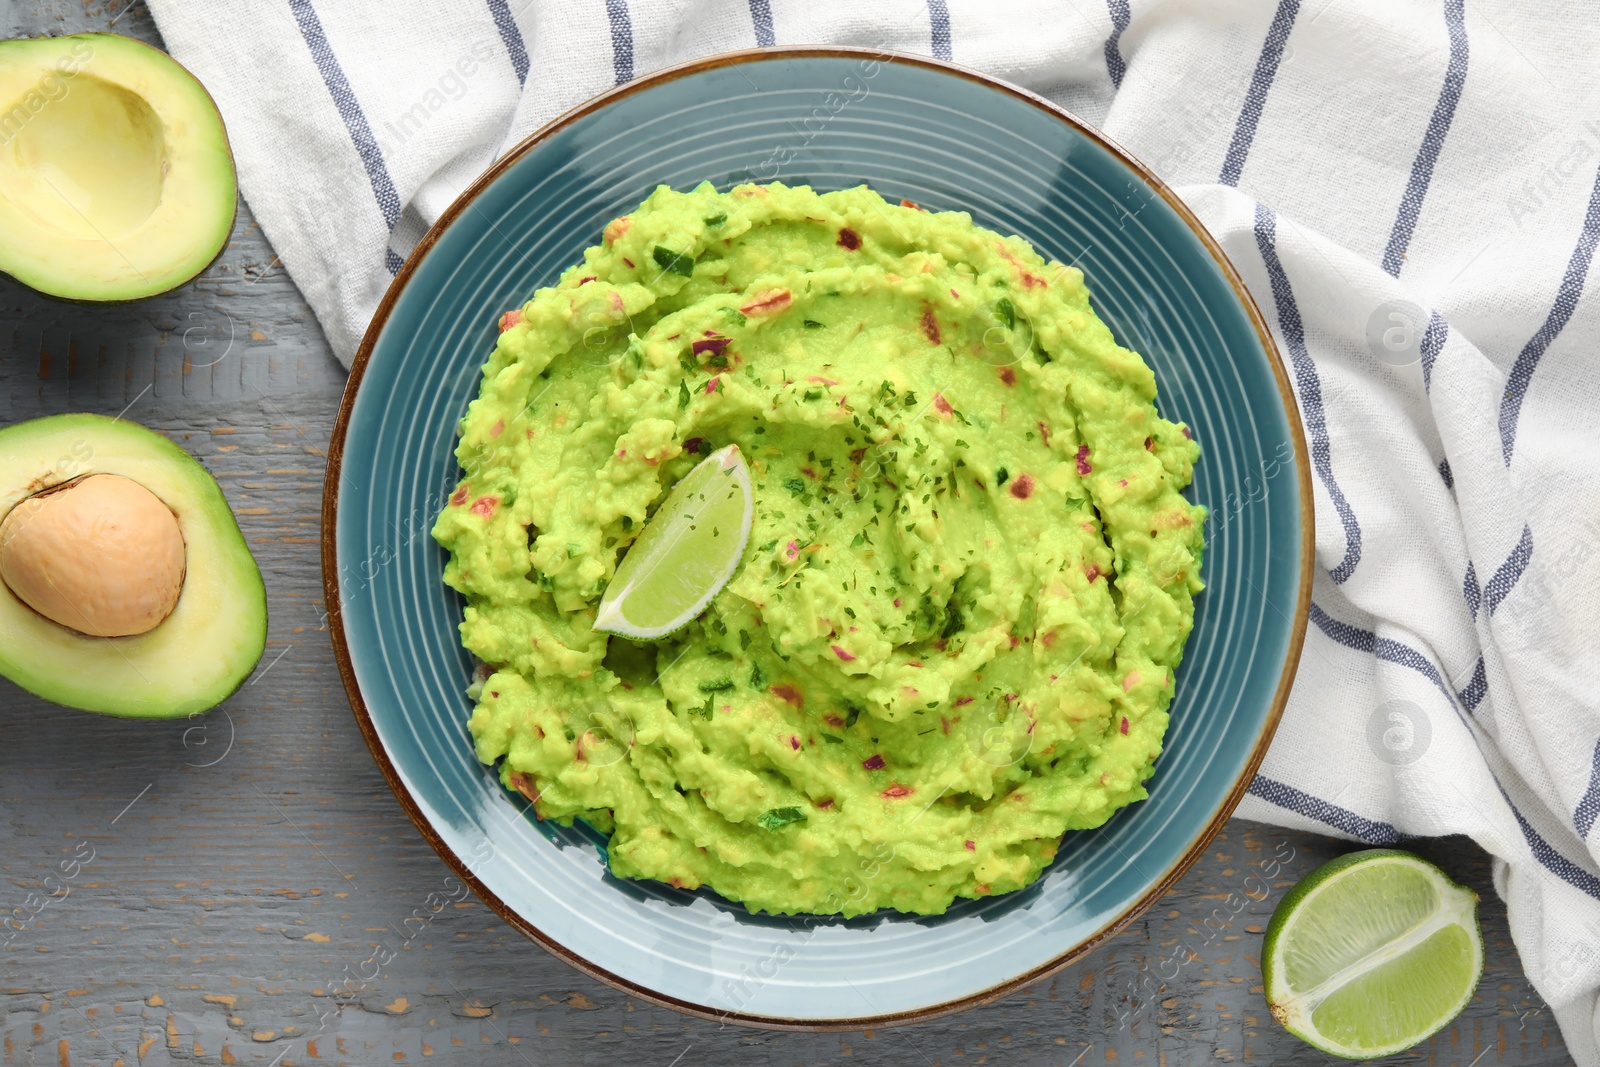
[593, 444, 753, 639]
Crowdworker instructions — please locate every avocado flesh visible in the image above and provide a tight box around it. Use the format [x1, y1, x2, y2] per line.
[0, 414, 266, 718]
[0, 34, 236, 301]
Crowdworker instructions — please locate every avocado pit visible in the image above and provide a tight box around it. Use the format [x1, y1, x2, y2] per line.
[0, 473, 186, 638]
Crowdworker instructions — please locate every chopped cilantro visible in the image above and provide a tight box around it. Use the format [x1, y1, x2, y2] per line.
[784, 477, 807, 495]
[803, 319, 826, 329]
[996, 467, 1010, 485]
[995, 297, 1017, 329]
[703, 213, 727, 227]
[749, 662, 767, 689]
[678, 381, 691, 410]
[699, 678, 735, 693]
[723, 307, 748, 326]
[756, 807, 808, 831]
[758, 539, 778, 552]
[652, 245, 695, 277]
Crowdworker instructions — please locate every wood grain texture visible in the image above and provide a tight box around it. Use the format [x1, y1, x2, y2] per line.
[0, 2, 1570, 1064]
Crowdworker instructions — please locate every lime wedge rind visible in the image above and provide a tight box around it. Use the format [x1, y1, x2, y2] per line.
[593, 444, 753, 640]
[1263, 849, 1483, 1060]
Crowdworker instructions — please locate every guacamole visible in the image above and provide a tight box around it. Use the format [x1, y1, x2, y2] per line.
[433, 182, 1205, 917]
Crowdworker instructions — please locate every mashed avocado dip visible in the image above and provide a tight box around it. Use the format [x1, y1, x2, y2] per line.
[433, 182, 1206, 917]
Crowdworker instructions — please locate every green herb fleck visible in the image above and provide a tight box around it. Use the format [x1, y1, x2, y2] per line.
[784, 477, 807, 495]
[699, 678, 735, 693]
[995, 297, 1017, 329]
[749, 663, 767, 689]
[703, 213, 727, 227]
[756, 807, 808, 831]
[678, 381, 691, 410]
[653, 246, 695, 277]
[803, 319, 826, 329]
[996, 467, 1010, 485]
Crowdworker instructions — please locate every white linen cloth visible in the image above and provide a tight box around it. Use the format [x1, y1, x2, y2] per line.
[144, 0, 1600, 1057]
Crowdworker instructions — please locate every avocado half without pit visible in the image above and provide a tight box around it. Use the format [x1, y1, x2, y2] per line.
[0, 33, 236, 301]
[0, 414, 266, 717]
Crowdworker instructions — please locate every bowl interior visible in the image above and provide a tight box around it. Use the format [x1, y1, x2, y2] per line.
[331, 50, 1306, 1025]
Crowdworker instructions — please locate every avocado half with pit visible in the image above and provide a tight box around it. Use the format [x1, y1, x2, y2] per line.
[0, 33, 236, 301]
[0, 414, 266, 717]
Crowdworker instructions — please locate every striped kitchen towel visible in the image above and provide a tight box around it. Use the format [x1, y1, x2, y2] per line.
[145, 0, 1600, 1058]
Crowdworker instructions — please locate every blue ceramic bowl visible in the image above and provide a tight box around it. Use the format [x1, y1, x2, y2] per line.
[324, 48, 1311, 1028]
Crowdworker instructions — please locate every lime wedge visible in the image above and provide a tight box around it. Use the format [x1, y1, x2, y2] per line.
[593, 444, 752, 639]
[1263, 849, 1483, 1059]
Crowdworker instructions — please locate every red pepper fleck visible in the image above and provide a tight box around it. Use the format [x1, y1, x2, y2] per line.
[489, 418, 505, 438]
[789, 735, 801, 750]
[881, 784, 913, 799]
[1076, 444, 1092, 476]
[770, 684, 803, 708]
[1119, 478, 1128, 487]
[470, 495, 499, 518]
[1120, 716, 1130, 735]
[807, 375, 840, 385]
[1123, 670, 1141, 692]
[933, 392, 953, 416]
[975, 883, 991, 894]
[1038, 422, 1051, 446]
[579, 275, 597, 284]
[997, 366, 1016, 387]
[900, 198, 925, 211]
[622, 257, 635, 268]
[954, 696, 975, 706]
[941, 717, 951, 734]
[964, 839, 976, 852]
[824, 713, 844, 728]
[691, 336, 731, 357]
[1084, 563, 1101, 582]
[490, 691, 499, 699]
[617, 449, 627, 459]
[802, 467, 817, 478]
[1144, 436, 1154, 451]
[705, 377, 720, 395]
[1009, 473, 1035, 499]
[950, 288, 960, 299]
[818, 798, 835, 809]
[920, 305, 942, 345]
[837, 228, 861, 250]
[831, 644, 857, 662]
[449, 484, 470, 507]
[862, 754, 886, 771]
[1181, 425, 1193, 440]
[1009, 634, 1021, 648]
[893, 597, 902, 608]
[498, 309, 523, 332]
[740, 289, 793, 317]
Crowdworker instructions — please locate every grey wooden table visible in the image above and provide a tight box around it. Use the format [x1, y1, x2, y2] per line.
[0, 3, 1572, 1065]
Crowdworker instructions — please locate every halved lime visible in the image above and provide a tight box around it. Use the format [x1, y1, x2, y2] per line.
[593, 444, 752, 639]
[1262, 849, 1483, 1059]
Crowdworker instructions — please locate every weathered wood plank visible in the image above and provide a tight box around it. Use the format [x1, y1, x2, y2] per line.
[0, 2, 1569, 1064]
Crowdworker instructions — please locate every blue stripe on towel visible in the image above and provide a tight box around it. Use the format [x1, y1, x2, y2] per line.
[1457, 655, 1486, 711]
[605, 0, 635, 85]
[749, 0, 775, 46]
[1248, 775, 1402, 844]
[1219, 0, 1300, 187]
[1462, 561, 1480, 620]
[1420, 310, 1447, 392]
[927, 0, 952, 60]
[289, 0, 402, 231]
[1482, 524, 1533, 616]
[1438, 457, 1453, 490]
[1310, 600, 1600, 901]
[1576, 740, 1600, 838]
[1381, 0, 1468, 277]
[385, 248, 405, 276]
[1104, 0, 1131, 89]
[1254, 204, 1362, 583]
[1500, 160, 1600, 463]
[487, 0, 530, 85]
